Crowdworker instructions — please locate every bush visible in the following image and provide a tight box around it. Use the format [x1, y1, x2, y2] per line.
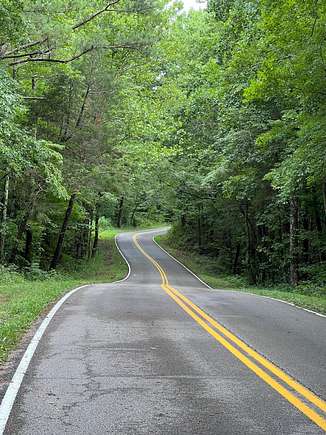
[299, 263, 326, 286]
[99, 216, 112, 230]
[293, 282, 326, 297]
[23, 263, 63, 281]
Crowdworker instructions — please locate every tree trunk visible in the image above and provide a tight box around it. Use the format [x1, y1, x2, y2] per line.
[75, 83, 90, 128]
[232, 243, 241, 274]
[289, 197, 299, 286]
[60, 83, 73, 142]
[10, 213, 31, 263]
[197, 204, 202, 251]
[11, 191, 40, 263]
[49, 193, 76, 270]
[302, 216, 310, 265]
[87, 208, 93, 259]
[24, 226, 33, 265]
[323, 181, 326, 217]
[241, 203, 257, 284]
[0, 174, 9, 262]
[75, 230, 82, 259]
[80, 221, 88, 258]
[130, 202, 139, 228]
[313, 193, 322, 233]
[116, 196, 124, 228]
[92, 208, 100, 257]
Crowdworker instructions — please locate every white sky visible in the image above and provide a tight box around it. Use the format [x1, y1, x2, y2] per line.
[182, 0, 206, 11]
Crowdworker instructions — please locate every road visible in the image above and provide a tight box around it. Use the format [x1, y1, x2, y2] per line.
[2, 229, 326, 434]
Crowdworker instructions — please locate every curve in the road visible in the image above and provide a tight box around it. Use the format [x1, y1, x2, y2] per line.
[153, 234, 326, 319]
[132, 234, 326, 431]
[1, 229, 326, 434]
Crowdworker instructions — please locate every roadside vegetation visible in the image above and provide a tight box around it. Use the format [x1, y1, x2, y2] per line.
[0, 0, 325, 356]
[0, 228, 128, 363]
[0, 1, 174, 279]
[156, 234, 326, 315]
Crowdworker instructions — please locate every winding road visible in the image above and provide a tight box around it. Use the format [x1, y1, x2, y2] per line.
[2, 229, 326, 434]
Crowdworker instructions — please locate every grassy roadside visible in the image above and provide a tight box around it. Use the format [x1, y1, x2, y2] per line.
[0, 228, 128, 363]
[155, 235, 326, 315]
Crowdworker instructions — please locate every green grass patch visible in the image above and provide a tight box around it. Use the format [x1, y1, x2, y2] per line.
[0, 231, 128, 363]
[155, 235, 326, 315]
[61, 237, 127, 283]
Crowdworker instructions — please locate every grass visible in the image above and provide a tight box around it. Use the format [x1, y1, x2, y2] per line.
[0, 229, 128, 363]
[155, 234, 326, 316]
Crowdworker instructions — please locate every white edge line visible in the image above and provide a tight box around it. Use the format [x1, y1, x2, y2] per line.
[152, 234, 212, 289]
[0, 284, 89, 434]
[113, 234, 131, 283]
[153, 235, 326, 319]
[1, 231, 324, 433]
[233, 291, 326, 319]
[0, 233, 134, 433]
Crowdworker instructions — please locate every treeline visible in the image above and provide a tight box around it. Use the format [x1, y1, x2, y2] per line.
[134, 0, 325, 287]
[0, 0, 173, 272]
[1, 0, 325, 288]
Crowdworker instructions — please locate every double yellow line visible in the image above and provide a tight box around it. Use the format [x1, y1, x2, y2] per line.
[132, 234, 326, 431]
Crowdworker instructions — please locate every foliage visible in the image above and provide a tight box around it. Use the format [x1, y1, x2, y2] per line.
[146, 1, 326, 286]
[0, 0, 172, 271]
[0, 0, 325, 290]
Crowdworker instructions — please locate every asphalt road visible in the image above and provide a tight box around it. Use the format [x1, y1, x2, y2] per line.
[3, 229, 326, 434]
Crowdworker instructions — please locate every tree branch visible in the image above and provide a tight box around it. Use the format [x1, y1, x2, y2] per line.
[1, 1, 121, 60]
[22, 96, 46, 100]
[1, 47, 53, 59]
[103, 7, 154, 14]
[1, 0, 149, 63]
[1, 0, 152, 63]
[72, 0, 121, 30]
[1, 37, 49, 58]
[9, 43, 142, 66]
[10, 46, 95, 65]
[75, 83, 91, 128]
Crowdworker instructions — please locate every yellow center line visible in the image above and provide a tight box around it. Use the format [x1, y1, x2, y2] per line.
[167, 284, 326, 413]
[132, 234, 326, 431]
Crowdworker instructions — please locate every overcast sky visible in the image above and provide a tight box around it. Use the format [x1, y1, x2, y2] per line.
[183, 0, 206, 11]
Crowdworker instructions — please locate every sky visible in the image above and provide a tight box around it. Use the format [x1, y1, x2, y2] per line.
[182, 0, 206, 11]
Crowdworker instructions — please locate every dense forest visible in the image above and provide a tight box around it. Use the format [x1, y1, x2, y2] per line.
[0, 0, 325, 289]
